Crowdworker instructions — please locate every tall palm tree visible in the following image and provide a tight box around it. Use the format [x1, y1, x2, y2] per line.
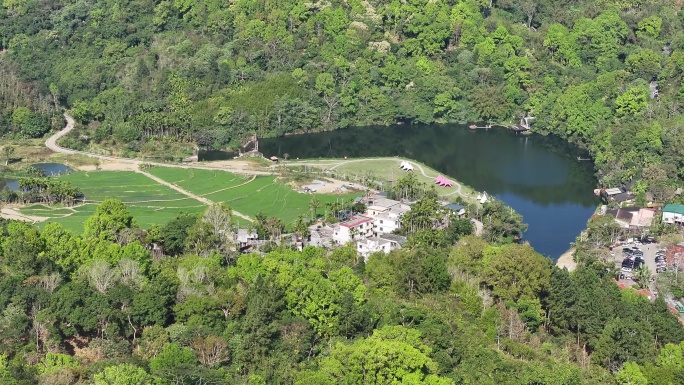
[634, 265, 652, 289]
[309, 197, 321, 221]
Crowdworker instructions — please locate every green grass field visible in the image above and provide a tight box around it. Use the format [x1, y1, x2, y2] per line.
[201, 176, 355, 226]
[19, 168, 358, 232]
[60, 171, 199, 206]
[20, 171, 206, 232]
[147, 168, 251, 196]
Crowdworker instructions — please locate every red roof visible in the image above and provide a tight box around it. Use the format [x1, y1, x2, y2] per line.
[340, 215, 374, 228]
[612, 279, 653, 299]
[612, 278, 628, 289]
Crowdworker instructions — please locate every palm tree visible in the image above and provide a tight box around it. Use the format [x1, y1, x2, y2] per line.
[634, 265, 652, 289]
[309, 197, 321, 221]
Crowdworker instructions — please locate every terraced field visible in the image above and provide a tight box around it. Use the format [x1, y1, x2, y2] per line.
[20, 171, 206, 232]
[17, 168, 358, 232]
[147, 168, 252, 196]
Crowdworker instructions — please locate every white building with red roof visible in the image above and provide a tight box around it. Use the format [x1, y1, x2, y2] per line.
[332, 215, 374, 244]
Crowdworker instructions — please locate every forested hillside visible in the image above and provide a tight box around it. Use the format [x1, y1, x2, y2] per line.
[1, 0, 683, 188]
[0, 199, 682, 384]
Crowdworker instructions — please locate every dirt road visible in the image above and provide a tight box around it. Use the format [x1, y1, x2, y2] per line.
[46, 114, 273, 176]
[135, 169, 252, 222]
[0, 207, 48, 223]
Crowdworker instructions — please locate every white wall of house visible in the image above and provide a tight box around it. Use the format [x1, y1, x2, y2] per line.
[373, 214, 401, 235]
[663, 211, 684, 224]
[333, 219, 373, 244]
[357, 238, 391, 260]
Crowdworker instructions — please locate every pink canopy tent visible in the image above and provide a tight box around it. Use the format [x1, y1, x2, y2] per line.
[434, 175, 454, 187]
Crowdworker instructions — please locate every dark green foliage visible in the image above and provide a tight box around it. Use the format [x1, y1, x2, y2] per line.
[160, 212, 198, 256]
[0, 200, 678, 382]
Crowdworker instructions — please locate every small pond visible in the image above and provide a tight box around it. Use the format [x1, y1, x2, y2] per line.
[0, 179, 18, 191]
[31, 163, 74, 176]
[198, 150, 238, 162]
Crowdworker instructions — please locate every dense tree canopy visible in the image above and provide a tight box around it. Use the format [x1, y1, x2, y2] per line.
[0, 200, 677, 383]
[0, 0, 682, 192]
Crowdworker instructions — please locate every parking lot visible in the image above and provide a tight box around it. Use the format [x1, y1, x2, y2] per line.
[613, 241, 663, 290]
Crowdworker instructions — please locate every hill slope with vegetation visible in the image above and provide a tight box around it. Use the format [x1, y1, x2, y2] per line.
[0, 199, 681, 384]
[1, 0, 683, 190]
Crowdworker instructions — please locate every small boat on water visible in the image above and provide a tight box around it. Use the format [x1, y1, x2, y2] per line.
[577, 157, 591, 161]
[469, 124, 492, 129]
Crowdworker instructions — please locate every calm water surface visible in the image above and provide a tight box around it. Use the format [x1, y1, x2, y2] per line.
[259, 124, 599, 259]
[32, 163, 74, 176]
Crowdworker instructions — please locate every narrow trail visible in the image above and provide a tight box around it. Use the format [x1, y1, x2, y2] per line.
[291, 157, 469, 198]
[199, 174, 258, 197]
[46, 113, 272, 175]
[0, 207, 49, 223]
[135, 168, 252, 222]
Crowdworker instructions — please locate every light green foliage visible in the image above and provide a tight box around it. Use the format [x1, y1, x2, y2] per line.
[301, 325, 454, 385]
[11, 106, 30, 128]
[625, 49, 662, 80]
[83, 199, 135, 241]
[0, 354, 17, 385]
[615, 362, 648, 385]
[38, 352, 80, 374]
[637, 16, 662, 39]
[93, 364, 153, 385]
[656, 343, 684, 369]
[615, 87, 648, 118]
[149, 342, 196, 373]
[231, 248, 365, 337]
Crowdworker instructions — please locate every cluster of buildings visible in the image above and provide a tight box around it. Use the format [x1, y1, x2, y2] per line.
[308, 193, 466, 260]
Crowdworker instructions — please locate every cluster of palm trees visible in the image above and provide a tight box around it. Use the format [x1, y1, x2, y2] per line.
[9, 177, 83, 205]
[309, 197, 363, 222]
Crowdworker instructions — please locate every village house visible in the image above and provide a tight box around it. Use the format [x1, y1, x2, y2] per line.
[362, 194, 411, 235]
[307, 223, 334, 248]
[601, 187, 635, 205]
[356, 234, 408, 261]
[663, 204, 684, 225]
[441, 202, 466, 218]
[332, 215, 374, 244]
[235, 228, 258, 247]
[607, 207, 656, 229]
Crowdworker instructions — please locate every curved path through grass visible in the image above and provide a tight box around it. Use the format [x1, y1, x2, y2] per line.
[291, 157, 469, 198]
[46, 114, 272, 175]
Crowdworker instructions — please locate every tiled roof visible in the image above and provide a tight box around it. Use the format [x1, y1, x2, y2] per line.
[340, 215, 374, 228]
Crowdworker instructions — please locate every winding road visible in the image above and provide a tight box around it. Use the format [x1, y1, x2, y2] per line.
[46, 114, 272, 176]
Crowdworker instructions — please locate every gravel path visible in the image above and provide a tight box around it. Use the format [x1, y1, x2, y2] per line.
[292, 157, 469, 198]
[46, 114, 272, 175]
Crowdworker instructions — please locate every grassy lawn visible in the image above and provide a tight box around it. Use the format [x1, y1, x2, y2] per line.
[147, 169, 359, 226]
[147, 167, 250, 196]
[286, 157, 478, 202]
[28, 168, 359, 232]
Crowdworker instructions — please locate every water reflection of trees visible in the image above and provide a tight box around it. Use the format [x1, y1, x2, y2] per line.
[262, 124, 597, 206]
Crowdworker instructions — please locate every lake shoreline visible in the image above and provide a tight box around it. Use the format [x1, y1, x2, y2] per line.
[556, 247, 577, 271]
